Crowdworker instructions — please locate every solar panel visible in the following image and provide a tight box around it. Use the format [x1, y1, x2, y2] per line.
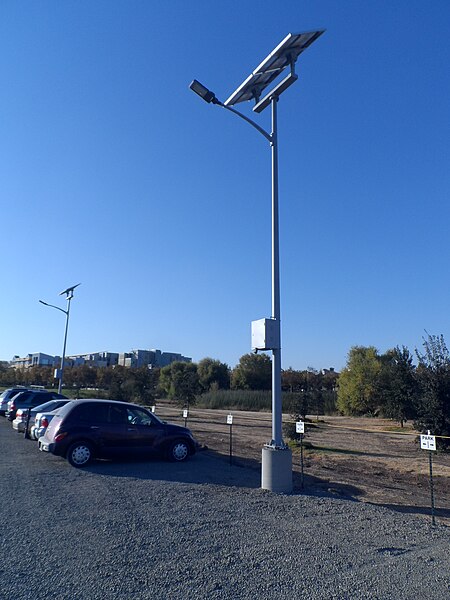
[224, 30, 325, 108]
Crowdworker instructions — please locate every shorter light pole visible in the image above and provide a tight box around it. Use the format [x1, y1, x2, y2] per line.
[39, 283, 80, 394]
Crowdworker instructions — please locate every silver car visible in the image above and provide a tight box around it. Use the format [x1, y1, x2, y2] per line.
[0, 387, 29, 416]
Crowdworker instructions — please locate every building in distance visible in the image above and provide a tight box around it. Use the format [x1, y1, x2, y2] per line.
[9, 348, 191, 370]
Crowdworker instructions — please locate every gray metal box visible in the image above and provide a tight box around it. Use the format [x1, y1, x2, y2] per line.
[251, 318, 279, 351]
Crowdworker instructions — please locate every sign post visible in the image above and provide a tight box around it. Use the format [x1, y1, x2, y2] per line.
[420, 431, 437, 526]
[183, 408, 189, 428]
[296, 421, 305, 490]
[227, 414, 233, 465]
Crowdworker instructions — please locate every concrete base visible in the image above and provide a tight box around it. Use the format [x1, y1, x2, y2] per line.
[261, 446, 293, 493]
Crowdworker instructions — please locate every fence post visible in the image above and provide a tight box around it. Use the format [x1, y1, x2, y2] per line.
[296, 421, 305, 490]
[227, 414, 233, 465]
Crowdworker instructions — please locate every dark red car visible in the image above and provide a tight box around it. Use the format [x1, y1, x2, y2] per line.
[38, 399, 200, 467]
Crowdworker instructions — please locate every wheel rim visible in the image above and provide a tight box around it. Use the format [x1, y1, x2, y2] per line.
[71, 445, 91, 465]
[172, 442, 188, 461]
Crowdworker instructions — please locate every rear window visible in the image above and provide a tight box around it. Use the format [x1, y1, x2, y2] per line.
[70, 402, 110, 424]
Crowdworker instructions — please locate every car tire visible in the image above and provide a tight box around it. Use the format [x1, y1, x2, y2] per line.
[67, 441, 94, 468]
[167, 440, 190, 462]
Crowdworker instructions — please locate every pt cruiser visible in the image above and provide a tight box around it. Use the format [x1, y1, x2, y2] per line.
[38, 399, 200, 467]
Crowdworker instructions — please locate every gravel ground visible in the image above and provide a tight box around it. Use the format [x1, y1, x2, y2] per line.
[0, 418, 449, 600]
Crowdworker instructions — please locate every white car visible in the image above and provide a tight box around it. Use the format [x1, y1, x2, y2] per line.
[31, 410, 59, 440]
[12, 408, 31, 433]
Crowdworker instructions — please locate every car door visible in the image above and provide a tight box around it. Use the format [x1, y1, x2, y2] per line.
[73, 402, 112, 453]
[125, 406, 165, 455]
[104, 403, 133, 455]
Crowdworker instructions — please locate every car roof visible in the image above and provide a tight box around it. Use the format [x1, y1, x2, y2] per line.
[55, 398, 148, 414]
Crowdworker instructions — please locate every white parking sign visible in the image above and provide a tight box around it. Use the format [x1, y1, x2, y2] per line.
[296, 421, 305, 434]
[420, 434, 436, 451]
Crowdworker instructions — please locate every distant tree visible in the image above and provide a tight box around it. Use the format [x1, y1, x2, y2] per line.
[231, 353, 271, 390]
[289, 391, 309, 421]
[68, 365, 97, 389]
[107, 366, 131, 401]
[197, 358, 230, 392]
[282, 368, 305, 392]
[96, 366, 114, 390]
[119, 367, 160, 405]
[375, 346, 417, 427]
[414, 333, 450, 449]
[337, 346, 381, 415]
[0, 362, 16, 386]
[159, 361, 200, 407]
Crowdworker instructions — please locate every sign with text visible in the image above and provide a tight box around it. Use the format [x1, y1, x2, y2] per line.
[296, 421, 305, 434]
[420, 434, 436, 451]
[183, 409, 188, 419]
[227, 414, 233, 425]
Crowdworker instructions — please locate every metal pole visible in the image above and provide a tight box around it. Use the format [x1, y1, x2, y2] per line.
[271, 96, 283, 448]
[300, 433, 304, 490]
[429, 450, 436, 526]
[58, 296, 71, 394]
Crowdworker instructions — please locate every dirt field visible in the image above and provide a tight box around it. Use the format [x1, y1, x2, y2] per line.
[155, 402, 450, 526]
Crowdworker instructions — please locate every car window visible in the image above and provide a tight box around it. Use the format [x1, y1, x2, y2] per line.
[126, 407, 154, 425]
[33, 400, 60, 412]
[74, 403, 109, 424]
[12, 392, 31, 402]
[108, 404, 128, 425]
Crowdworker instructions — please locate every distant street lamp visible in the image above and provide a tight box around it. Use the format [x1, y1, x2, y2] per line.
[39, 284, 81, 394]
[190, 31, 324, 493]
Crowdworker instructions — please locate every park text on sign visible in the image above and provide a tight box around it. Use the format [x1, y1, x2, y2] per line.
[296, 421, 305, 434]
[227, 414, 233, 425]
[420, 435, 436, 451]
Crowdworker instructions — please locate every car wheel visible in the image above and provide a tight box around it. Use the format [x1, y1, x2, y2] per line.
[67, 442, 94, 468]
[168, 440, 190, 462]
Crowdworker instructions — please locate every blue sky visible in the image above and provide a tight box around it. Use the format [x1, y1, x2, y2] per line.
[1, 1, 449, 371]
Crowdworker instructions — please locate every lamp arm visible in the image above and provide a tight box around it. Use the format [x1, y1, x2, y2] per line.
[218, 102, 272, 144]
[39, 300, 68, 316]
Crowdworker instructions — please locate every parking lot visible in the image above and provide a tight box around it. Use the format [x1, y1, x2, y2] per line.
[1, 416, 449, 599]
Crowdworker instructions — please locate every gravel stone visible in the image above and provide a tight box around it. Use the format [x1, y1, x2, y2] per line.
[0, 418, 448, 599]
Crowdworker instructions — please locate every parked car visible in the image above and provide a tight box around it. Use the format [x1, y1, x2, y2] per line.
[11, 399, 72, 437]
[0, 387, 29, 416]
[6, 390, 67, 422]
[38, 399, 200, 467]
[12, 408, 31, 433]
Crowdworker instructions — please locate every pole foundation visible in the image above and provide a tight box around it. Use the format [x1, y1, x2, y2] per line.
[261, 446, 293, 493]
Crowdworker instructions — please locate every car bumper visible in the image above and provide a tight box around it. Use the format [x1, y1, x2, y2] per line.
[12, 420, 26, 432]
[33, 426, 47, 439]
[38, 440, 57, 454]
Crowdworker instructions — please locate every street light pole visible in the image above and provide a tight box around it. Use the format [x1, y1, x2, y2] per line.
[190, 30, 324, 492]
[39, 283, 80, 394]
[270, 96, 282, 448]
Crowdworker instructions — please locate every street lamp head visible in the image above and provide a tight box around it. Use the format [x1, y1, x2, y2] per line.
[189, 79, 222, 105]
